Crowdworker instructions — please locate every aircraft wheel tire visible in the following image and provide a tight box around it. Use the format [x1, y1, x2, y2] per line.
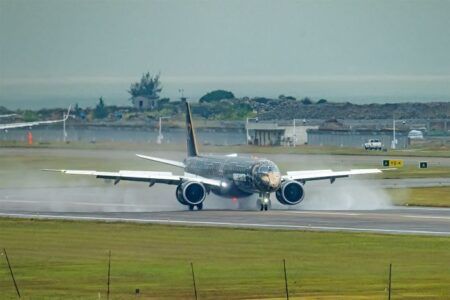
[188, 205, 195, 211]
[264, 204, 268, 211]
[196, 203, 203, 210]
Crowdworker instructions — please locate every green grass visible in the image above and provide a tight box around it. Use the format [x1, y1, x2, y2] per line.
[380, 165, 450, 179]
[389, 187, 450, 207]
[0, 219, 449, 299]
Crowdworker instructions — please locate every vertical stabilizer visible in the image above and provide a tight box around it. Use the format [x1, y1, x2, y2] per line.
[185, 102, 198, 157]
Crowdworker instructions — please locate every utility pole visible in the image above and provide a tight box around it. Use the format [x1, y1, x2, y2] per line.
[292, 119, 306, 147]
[246, 117, 258, 145]
[157, 116, 170, 144]
[63, 111, 67, 143]
[391, 117, 396, 149]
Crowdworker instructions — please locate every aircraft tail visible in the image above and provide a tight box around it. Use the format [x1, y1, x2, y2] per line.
[185, 101, 198, 157]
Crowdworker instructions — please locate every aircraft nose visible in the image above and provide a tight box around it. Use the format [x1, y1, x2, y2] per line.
[259, 171, 281, 191]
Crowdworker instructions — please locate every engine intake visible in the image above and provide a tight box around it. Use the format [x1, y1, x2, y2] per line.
[275, 181, 305, 205]
[176, 181, 206, 206]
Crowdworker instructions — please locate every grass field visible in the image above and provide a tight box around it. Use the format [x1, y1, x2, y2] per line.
[388, 187, 450, 207]
[0, 219, 449, 299]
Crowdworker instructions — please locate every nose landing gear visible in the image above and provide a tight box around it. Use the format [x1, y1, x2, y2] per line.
[257, 193, 271, 211]
[188, 203, 204, 211]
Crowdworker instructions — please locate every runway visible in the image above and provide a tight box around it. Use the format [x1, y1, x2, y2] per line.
[1, 207, 449, 236]
[1, 147, 449, 236]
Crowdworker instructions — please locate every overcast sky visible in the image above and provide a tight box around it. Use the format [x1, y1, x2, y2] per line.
[1, 0, 450, 108]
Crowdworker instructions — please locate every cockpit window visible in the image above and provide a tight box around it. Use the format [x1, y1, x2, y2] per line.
[258, 163, 280, 174]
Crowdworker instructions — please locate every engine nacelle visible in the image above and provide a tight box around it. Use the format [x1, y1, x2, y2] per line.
[176, 181, 206, 206]
[275, 181, 305, 205]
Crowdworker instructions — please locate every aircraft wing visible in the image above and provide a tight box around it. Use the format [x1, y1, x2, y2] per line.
[1, 119, 65, 130]
[283, 168, 382, 183]
[0, 106, 71, 130]
[42, 169, 222, 187]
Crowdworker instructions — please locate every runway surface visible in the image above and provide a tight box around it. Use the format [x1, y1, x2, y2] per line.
[1, 207, 449, 236]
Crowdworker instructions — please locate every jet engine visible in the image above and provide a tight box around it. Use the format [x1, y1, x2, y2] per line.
[176, 181, 206, 206]
[275, 180, 305, 205]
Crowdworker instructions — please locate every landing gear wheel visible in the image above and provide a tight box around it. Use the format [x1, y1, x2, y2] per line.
[260, 203, 264, 211]
[196, 202, 203, 210]
[264, 204, 268, 211]
[188, 205, 195, 211]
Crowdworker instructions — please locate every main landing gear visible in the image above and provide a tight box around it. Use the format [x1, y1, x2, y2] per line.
[257, 193, 271, 211]
[188, 203, 204, 211]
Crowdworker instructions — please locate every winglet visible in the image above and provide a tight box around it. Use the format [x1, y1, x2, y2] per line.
[41, 169, 66, 173]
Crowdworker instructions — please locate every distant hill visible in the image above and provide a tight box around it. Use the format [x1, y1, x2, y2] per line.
[257, 101, 450, 120]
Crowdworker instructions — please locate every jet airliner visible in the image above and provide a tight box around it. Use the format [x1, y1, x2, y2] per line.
[44, 102, 383, 211]
[0, 107, 71, 130]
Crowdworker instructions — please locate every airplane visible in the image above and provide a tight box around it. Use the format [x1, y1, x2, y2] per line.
[44, 102, 384, 211]
[0, 114, 18, 118]
[0, 106, 71, 131]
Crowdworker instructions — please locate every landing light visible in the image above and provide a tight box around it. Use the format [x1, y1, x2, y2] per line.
[221, 181, 228, 188]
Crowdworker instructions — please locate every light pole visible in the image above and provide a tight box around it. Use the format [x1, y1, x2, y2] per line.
[157, 116, 170, 144]
[391, 115, 406, 149]
[246, 117, 258, 145]
[63, 111, 67, 143]
[292, 118, 306, 147]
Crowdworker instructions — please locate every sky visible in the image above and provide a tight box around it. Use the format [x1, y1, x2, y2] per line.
[1, 0, 450, 109]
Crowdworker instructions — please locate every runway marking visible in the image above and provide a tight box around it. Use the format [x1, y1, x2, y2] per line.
[287, 210, 450, 220]
[0, 212, 449, 236]
[289, 211, 362, 216]
[0, 199, 166, 208]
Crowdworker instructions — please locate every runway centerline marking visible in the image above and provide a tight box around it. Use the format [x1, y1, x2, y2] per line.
[0, 212, 449, 236]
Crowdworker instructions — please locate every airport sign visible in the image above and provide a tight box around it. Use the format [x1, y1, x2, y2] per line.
[383, 159, 404, 168]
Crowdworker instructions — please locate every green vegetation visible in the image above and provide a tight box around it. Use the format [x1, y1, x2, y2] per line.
[388, 187, 450, 207]
[192, 101, 253, 120]
[93, 97, 108, 119]
[0, 219, 449, 299]
[22, 110, 39, 122]
[199, 89, 235, 103]
[128, 72, 162, 99]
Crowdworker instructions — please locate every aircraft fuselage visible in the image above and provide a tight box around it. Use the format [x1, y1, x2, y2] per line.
[184, 155, 281, 198]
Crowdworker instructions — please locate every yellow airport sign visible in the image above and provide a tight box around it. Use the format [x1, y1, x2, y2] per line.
[383, 159, 404, 168]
